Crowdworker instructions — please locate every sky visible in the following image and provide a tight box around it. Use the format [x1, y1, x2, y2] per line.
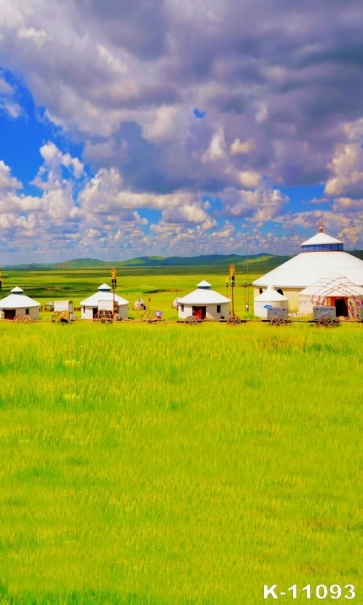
[1, 1, 363, 263]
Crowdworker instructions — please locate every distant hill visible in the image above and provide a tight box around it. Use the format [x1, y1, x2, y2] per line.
[4, 253, 286, 270]
[119, 253, 273, 267]
[351, 250, 363, 261]
[57, 258, 109, 268]
[4, 250, 363, 272]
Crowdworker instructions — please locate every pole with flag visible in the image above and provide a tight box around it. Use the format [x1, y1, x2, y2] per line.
[111, 267, 117, 318]
[229, 263, 236, 317]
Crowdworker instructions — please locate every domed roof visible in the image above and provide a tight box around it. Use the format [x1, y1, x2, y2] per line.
[98, 283, 111, 291]
[197, 280, 212, 289]
[301, 232, 343, 247]
[0, 287, 40, 309]
[177, 280, 230, 305]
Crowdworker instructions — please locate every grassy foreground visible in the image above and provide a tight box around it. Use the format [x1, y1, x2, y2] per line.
[0, 321, 362, 604]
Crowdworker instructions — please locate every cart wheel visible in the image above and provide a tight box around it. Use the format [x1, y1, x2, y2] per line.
[317, 316, 329, 327]
[186, 315, 198, 325]
[23, 315, 32, 322]
[271, 316, 284, 326]
[13, 314, 23, 322]
[97, 309, 113, 323]
[227, 315, 241, 326]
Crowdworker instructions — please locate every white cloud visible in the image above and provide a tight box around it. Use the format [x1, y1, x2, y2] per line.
[142, 105, 180, 142]
[80, 167, 202, 214]
[212, 221, 235, 238]
[32, 141, 84, 190]
[162, 203, 209, 223]
[230, 138, 256, 155]
[0, 77, 12, 94]
[97, 44, 127, 74]
[325, 142, 363, 198]
[202, 128, 227, 162]
[0, 161, 22, 191]
[17, 26, 48, 46]
[221, 186, 289, 221]
[237, 170, 261, 189]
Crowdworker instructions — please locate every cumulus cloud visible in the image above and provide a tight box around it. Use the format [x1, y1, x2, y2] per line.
[230, 138, 256, 155]
[0, 1, 360, 189]
[0, 161, 22, 191]
[32, 142, 84, 190]
[221, 186, 289, 221]
[202, 129, 227, 162]
[237, 170, 261, 189]
[325, 141, 363, 199]
[1, 1, 363, 258]
[162, 203, 209, 224]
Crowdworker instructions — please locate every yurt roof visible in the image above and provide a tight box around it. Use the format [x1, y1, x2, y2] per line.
[177, 282, 230, 305]
[301, 232, 343, 246]
[197, 280, 212, 289]
[253, 230, 363, 289]
[0, 287, 40, 309]
[98, 283, 111, 291]
[254, 286, 288, 302]
[299, 275, 363, 298]
[80, 288, 129, 306]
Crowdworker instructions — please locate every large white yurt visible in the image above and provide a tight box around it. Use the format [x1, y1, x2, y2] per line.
[0, 287, 40, 320]
[80, 284, 129, 320]
[177, 280, 230, 320]
[253, 224, 363, 310]
[254, 286, 288, 318]
[299, 275, 363, 317]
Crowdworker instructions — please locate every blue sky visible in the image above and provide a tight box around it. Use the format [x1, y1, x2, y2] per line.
[0, 1, 363, 263]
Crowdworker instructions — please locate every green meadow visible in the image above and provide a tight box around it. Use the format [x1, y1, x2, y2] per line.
[0, 268, 362, 604]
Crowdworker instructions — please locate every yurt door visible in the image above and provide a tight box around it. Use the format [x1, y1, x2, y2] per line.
[4, 309, 16, 320]
[192, 306, 206, 320]
[335, 298, 348, 317]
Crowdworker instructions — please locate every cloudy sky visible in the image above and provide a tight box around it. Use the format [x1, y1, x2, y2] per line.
[1, 0, 363, 263]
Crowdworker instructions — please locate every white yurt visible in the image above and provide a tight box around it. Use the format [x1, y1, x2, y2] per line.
[0, 287, 40, 320]
[299, 275, 363, 317]
[177, 280, 230, 320]
[254, 286, 288, 318]
[133, 298, 146, 310]
[80, 284, 129, 320]
[253, 223, 363, 310]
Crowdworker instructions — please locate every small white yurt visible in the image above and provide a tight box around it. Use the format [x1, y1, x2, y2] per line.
[254, 286, 288, 318]
[80, 284, 129, 320]
[0, 287, 40, 320]
[133, 298, 146, 310]
[299, 275, 363, 317]
[177, 280, 230, 320]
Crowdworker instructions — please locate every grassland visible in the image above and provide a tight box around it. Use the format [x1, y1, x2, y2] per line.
[0, 267, 362, 603]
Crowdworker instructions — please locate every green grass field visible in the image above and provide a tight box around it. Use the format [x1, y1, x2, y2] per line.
[0, 317, 362, 604]
[0, 268, 362, 603]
